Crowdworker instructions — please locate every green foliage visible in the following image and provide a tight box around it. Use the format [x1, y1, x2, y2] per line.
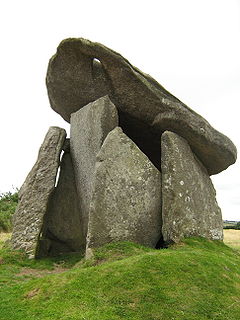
[0, 190, 18, 232]
[235, 222, 240, 230]
[224, 221, 240, 230]
[224, 225, 234, 229]
[0, 238, 240, 319]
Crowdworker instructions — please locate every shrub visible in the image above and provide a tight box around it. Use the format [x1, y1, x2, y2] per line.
[223, 222, 240, 230]
[0, 190, 18, 232]
[235, 222, 240, 230]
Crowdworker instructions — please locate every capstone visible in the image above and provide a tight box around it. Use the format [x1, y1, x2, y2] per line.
[46, 38, 237, 174]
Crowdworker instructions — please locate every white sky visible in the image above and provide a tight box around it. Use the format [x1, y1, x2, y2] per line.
[0, 0, 239, 221]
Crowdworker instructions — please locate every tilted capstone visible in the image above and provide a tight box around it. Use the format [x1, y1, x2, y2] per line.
[46, 38, 237, 175]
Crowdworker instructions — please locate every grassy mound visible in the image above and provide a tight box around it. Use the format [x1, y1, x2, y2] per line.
[0, 237, 240, 319]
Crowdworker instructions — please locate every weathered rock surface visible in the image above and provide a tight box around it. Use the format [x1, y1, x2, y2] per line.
[86, 127, 162, 253]
[37, 151, 84, 257]
[46, 38, 237, 174]
[161, 131, 223, 244]
[11, 127, 66, 257]
[70, 95, 118, 240]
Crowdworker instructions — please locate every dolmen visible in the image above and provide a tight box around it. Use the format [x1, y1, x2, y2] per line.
[11, 38, 237, 258]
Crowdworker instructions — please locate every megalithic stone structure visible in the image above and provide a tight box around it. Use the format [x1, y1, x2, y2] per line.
[11, 127, 66, 258]
[161, 131, 223, 244]
[46, 38, 237, 175]
[10, 39, 237, 259]
[86, 127, 162, 257]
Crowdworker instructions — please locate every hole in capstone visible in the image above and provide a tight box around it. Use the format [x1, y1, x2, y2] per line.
[54, 150, 64, 187]
[93, 58, 101, 64]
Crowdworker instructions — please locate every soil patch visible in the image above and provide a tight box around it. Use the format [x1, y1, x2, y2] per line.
[17, 265, 68, 278]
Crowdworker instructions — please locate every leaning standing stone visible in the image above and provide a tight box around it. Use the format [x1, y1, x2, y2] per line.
[70, 95, 119, 240]
[86, 127, 162, 254]
[161, 131, 223, 244]
[11, 127, 66, 257]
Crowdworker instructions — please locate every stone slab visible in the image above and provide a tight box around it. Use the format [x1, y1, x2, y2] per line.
[37, 151, 84, 256]
[70, 95, 118, 240]
[161, 131, 223, 243]
[11, 127, 66, 257]
[86, 127, 162, 253]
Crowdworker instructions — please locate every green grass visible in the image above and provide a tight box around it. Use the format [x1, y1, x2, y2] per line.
[0, 191, 18, 232]
[0, 237, 240, 319]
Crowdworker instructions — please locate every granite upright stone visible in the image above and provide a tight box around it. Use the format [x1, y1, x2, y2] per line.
[86, 127, 162, 254]
[161, 131, 223, 244]
[11, 127, 66, 257]
[70, 96, 119, 240]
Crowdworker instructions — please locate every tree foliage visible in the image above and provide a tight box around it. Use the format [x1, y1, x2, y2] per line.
[0, 190, 18, 232]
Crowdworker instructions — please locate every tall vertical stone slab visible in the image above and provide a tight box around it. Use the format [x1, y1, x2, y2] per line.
[11, 127, 66, 257]
[37, 150, 84, 257]
[86, 127, 162, 254]
[70, 95, 119, 239]
[161, 131, 223, 244]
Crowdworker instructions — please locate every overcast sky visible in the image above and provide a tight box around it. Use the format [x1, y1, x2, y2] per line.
[0, 0, 239, 221]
